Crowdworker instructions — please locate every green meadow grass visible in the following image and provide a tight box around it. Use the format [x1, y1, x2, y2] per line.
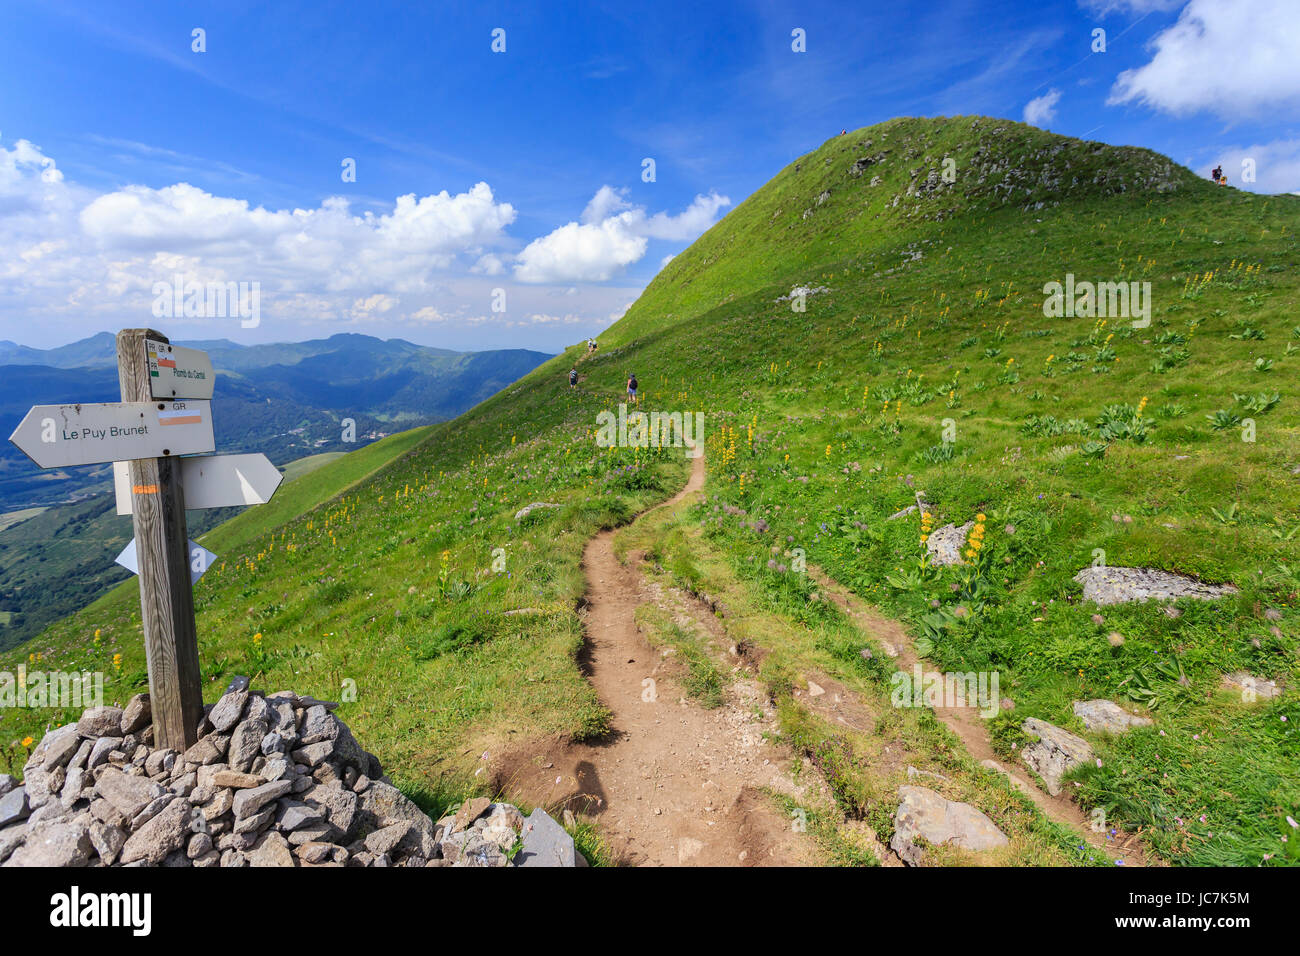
[4, 116, 1297, 864]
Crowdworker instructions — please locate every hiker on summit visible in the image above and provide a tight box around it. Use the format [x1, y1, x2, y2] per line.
[569, 368, 578, 389]
[626, 372, 638, 403]
[1211, 165, 1223, 184]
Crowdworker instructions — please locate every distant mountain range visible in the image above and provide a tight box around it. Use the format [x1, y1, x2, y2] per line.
[0, 332, 551, 511]
[0, 332, 550, 649]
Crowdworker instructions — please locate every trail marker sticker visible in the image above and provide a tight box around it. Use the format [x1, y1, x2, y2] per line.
[146, 338, 215, 400]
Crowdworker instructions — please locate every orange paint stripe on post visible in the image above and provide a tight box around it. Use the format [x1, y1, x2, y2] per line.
[132, 484, 159, 494]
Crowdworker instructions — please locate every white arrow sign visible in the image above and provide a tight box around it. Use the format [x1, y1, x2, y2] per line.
[115, 538, 218, 586]
[9, 401, 215, 469]
[146, 339, 215, 400]
[112, 453, 284, 515]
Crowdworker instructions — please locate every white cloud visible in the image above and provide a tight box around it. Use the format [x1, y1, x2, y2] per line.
[1024, 88, 1063, 127]
[1079, 0, 1184, 15]
[1108, 0, 1300, 120]
[514, 188, 730, 283]
[351, 293, 399, 318]
[470, 253, 505, 276]
[581, 185, 632, 224]
[1206, 138, 1300, 193]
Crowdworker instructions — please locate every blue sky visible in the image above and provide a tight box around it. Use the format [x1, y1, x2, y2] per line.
[1, 0, 1295, 352]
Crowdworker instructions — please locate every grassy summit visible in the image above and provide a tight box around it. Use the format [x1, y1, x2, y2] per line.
[4, 116, 1297, 865]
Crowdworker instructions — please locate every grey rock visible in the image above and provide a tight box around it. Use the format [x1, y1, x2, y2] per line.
[0, 775, 13, 798]
[76, 706, 125, 739]
[94, 768, 158, 819]
[246, 831, 295, 867]
[889, 785, 1008, 865]
[88, 736, 121, 769]
[1021, 717, 1095, 796]
[1073, 699, 1153, 734]
[43, 727, 84, 771]
[208, 686, 249, 733]
[514, 501, 559, 522]
[298, 705, 337, 746]
[231, 779, 292, 821]
[926, 521, 973, 567]
[228, 718, 268, 773]
[357, 781, 434, 856]
[1221, 671, 1285, 701]
[0, 786, 31, 827]
[290, 741, 332, 767]
[514, 808, 575, 867]
[187, 832, 213, 860]
[304, 784, 359, 837]
[88, 821, 126, 865]
[233, 806, 275, 835]
[364, 822, 411, 856]
[120, 694, 151, 735]
[1074, 566, 1237, 606]
[277, 801, 325, 832]
[181, 737, 223, 766]
[7, 818, 93, 867]
[120, 798, 189, 865]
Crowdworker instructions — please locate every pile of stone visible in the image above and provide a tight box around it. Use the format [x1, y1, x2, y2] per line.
[0, 677, 582, 868]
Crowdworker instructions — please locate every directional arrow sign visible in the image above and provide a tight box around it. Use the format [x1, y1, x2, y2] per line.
[116, 537, 217, 585]
[9, 401, 215, 468]
[113, 453, 284, 515]
[146, 338, 215, 400]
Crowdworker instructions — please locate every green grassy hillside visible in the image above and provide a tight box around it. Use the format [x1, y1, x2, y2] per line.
[5, 116, 1297, 866]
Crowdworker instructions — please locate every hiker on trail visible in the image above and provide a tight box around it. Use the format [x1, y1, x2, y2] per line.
[1212, 165, 1223, 184]
[588, 338, 598, 354]
[569, 368, 578, 389]
[626, 372, 638, 403]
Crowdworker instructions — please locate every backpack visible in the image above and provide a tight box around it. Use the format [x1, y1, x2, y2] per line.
[629, 376, 638, 390]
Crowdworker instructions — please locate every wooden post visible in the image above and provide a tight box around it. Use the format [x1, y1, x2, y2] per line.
[116, 328, 203, 751]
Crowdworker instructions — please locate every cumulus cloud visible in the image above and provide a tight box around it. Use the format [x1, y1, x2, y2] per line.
[1024, 88, 1063, 127]
[1108, 0, 1300, 120]
[514, 188, 730, 283]
[1206, 138, 1300, 193]
[0, 132, 730, 344]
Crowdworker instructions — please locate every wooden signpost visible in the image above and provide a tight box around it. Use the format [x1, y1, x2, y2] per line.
[7, 328, 284, 752]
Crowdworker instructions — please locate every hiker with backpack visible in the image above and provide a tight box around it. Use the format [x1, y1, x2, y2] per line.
[569, 368, 578, 389]
[1212, 165, 1223, 184]
[626, 372, 638, 403]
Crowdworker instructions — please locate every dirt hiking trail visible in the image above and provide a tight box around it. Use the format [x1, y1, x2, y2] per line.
[494, 454, 835, 866]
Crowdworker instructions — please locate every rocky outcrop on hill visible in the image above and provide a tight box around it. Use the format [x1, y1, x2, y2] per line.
[0, 678, 583, 868]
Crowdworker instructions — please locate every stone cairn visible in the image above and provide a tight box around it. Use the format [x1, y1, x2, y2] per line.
[0, 677, 583, 868]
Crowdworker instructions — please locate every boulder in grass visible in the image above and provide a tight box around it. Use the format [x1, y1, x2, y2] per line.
[1073, 699, 1153, 734]
[1020, 717, 1095, 796]
[1073, 566, 1237, 606]
[889, 785, 1008, 866]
